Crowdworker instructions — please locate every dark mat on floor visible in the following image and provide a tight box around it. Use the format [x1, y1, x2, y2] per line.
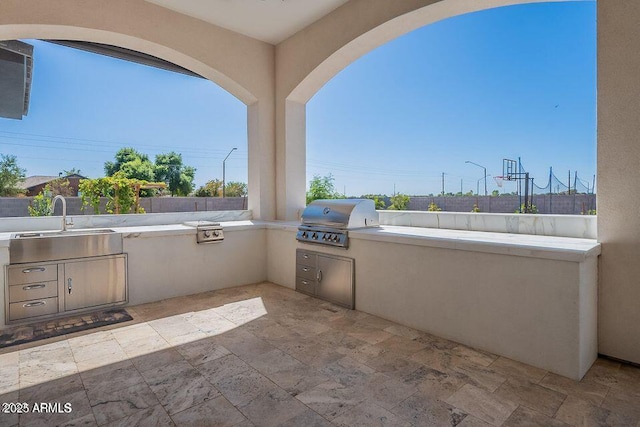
[0, 309, 133, 349]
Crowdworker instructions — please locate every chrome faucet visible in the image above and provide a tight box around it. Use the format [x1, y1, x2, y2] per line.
[52, 195, 72, 231]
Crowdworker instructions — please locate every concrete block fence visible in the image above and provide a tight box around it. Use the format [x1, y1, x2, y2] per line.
[0, 197, 247, 217]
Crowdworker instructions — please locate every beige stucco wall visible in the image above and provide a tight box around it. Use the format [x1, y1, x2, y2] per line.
[3, 0, 640, 366]
[597, 0, 640, 364]
[0, 0, 276, 220]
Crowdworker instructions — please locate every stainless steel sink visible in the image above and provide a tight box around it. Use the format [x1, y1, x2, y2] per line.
[10, 229, 123, 264]
[13, 229, 116, 239]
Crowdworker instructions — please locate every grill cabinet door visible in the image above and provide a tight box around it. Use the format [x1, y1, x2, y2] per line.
[64, 256, 126, 311]
[316, 254, 354, 309]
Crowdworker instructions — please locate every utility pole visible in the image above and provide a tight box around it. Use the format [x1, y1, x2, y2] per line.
[568, 170, 571, 195]
[441, 173, 445, 197]
[460, 178, 463, 195]
[222, 147, 237, 198]
[592, 174, 596, 194]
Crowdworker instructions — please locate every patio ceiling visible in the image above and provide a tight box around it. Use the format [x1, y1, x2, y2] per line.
[144, 0, 349, 44]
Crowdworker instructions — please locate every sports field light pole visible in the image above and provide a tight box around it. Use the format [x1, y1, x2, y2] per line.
[222, 147, 237, 198]
[465, 161, 487, 196]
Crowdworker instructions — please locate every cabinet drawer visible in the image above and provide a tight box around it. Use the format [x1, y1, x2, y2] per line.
[9, 280, 58, 303]
[296, 250, 316, 267]
[8, 264, 57, 285]
[296, 264, 316, 280]
[296, 277, 315, 296]
[9, 297, 58, 321]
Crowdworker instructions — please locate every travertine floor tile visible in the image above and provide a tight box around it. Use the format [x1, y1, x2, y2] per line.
[71, 338, 125, 363]
[540, 372, 609, 406]
[104, 404, 173, 427]
[489, 356, 548, 383]
[502, 405, 570, 427]
[213, 368, 276, 407]
[555, 395, 636, 427]
[176, 337, 231, 366]
[237, 387, 308, 427]
[276, 409, 332, 427]
[600, 386, 640, 423]
[144, 362, 220, 415]
[197, 354, 252, 385]
[20, 373, 84, 402]
[171, 396, 246, 427]
[390, 391, 467, 426]
[130, 348, 184, 374]
[494, 377, 566, 417]
[450, 345, 498, 367]
[579, 357, 620, 388]
[332, 400, 411, 427]
[445, 384, 518, 426]
[88, 382, 159, 426]
[81, 360, 144, 395]
[295, 380, 366, 420]
[7, 283, 640, 427]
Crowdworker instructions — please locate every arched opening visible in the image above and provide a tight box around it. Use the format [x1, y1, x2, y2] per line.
[305, 2, 596, 214]
[278, 0, 589, 219]
[0, 27, 260, 218]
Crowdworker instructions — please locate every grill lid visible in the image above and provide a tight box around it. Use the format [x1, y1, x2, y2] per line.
[301, 199, 379, 230]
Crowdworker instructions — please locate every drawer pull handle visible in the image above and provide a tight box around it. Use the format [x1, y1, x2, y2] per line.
[303, 254, 309, 259]
[23, 284, 46, 290]
[301, 280, 309, 285]
[23, 301, 46, 308]
[317, 270, 323, 283]
[302, 267, 310, 272]
[68, 278, 73, 295]
[22, 267, 45, 273]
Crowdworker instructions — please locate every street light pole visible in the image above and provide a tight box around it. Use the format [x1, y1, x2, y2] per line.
[465, 161, 487, 196]
[222, 147, 237, 198]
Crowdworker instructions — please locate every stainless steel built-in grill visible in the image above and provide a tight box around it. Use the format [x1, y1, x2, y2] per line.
[183, 221, 224, 244]
[296, 199, 379, 248]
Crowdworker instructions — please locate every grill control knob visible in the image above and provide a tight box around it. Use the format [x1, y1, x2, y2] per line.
[203, 230, 211, 238]
[213, 230, 220, 237]
[312, 233, 318, 240]
[302, 231, 308, 238]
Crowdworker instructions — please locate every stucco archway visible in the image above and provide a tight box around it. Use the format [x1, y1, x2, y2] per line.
[275, 0, 573, 220]
[0, 0, 276, 219]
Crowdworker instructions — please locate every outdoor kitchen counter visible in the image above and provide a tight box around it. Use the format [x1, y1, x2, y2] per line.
[350, 225, 600, 262]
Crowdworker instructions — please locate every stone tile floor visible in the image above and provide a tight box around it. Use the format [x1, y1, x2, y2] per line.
[0, 282, 639, 426]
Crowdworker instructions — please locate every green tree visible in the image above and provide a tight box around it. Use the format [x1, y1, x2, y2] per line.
[388, 193, 410, 210]
[306, 174, 343, 204]
[62, 168, 82, 176]
[28, 190, 52, 216]
[154, 152, 196, 196]
[105, 148, 155, 182]
[224, 181, 247, 197]
[195, 179, 223, 197]
[0, 154, 26, 196]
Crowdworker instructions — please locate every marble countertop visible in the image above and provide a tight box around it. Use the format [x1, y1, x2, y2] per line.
[0, 220, 600, 262]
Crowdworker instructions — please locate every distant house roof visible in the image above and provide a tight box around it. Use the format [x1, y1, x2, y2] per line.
[18, 174, 86, 190]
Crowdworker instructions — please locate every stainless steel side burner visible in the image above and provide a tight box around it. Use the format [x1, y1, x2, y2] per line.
[183, 221, 224, 244]
[296, 199, 379, 249]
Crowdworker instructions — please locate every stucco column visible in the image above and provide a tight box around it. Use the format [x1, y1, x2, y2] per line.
[597, 0, 640, 364]
[274, 100, 306, 221]
[248, 101, 277, 220]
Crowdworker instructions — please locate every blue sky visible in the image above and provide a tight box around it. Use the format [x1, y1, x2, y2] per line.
[308, 1, 596, 196]
[0, 1, 595, 196]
